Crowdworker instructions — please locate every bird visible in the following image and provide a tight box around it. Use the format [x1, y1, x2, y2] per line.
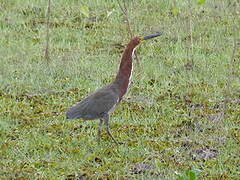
[66, 33, 162, 144]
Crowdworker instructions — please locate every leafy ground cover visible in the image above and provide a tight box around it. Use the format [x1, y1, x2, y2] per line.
[0, 0, 239, 179]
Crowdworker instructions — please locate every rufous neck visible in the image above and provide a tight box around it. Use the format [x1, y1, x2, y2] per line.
[115, 44, 135, 99]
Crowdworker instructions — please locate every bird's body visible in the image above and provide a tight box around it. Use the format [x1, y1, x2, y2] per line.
[66, 33, 162, 144]
[66, 82, 120, 120]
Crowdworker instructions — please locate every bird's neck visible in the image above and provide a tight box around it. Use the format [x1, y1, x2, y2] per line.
[115, 44, 136, 99]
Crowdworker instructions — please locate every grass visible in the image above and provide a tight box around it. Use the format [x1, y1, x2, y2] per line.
[0, 0, 240, 179]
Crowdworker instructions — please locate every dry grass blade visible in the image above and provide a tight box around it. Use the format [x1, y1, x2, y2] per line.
[44, 0, 51, 61]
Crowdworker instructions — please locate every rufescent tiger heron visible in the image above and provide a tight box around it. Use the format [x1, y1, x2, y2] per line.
[66, 33, 162, 144]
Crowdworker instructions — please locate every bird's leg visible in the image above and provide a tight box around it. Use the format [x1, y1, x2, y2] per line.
[97, 119, 103, 144]
[103, 114, 120, 145]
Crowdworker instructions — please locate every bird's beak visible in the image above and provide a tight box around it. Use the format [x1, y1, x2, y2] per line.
[140, 32, 163, 42]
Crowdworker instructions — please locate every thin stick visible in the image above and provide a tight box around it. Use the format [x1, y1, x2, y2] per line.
[188, 0, 194, 65]
[44, 0, 51, 61]
[117, 0, 134, 38]
[116, 0, 140, 67]
[223, 13, 238, 117]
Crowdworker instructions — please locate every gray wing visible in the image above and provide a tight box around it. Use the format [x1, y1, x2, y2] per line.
[66, 87, 119, 120]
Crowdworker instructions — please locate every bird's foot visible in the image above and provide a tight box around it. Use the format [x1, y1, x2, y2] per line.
[116, 141, 124, 145]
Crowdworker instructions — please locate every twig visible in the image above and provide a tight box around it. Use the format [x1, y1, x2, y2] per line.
[223, 10, 238, 117]
[188, 0, 194, 66]
[117, 0, 134, 38]
[44, 0, 51, 61]
[116, 0, 140, 67]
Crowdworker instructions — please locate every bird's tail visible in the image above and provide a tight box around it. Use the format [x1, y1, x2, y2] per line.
[66, 108, 81, 120]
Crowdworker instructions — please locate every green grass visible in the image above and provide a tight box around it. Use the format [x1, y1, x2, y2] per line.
[0, 0, 239, 179]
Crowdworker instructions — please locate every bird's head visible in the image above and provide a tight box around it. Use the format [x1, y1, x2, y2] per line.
[129, 32, 163, 49]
